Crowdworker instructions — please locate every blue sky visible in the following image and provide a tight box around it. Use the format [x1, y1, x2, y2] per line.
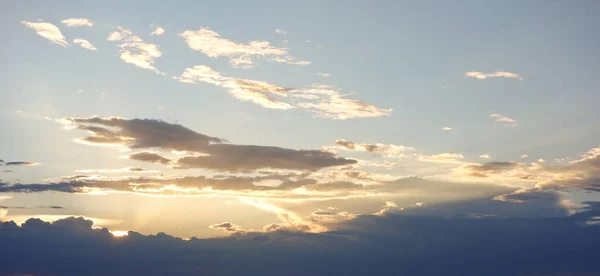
[1, 2, 600, 274]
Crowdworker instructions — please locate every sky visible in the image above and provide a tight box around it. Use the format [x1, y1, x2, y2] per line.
[2, 1, 600, 275]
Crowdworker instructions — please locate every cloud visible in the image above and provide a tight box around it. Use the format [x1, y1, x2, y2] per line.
[318, 73, 331, 77]
[465, 71, 521, 80]
[275, 29, 287, 34]
[209, 222, 243, 232]
[490, 113, 518, 127]
[5, 162, 39, 166]
[419, 153, 464, 163]
[374, 201, 400, 215]
[61, 116, 356, 172]
[61, 18, 93, 27]
[441, 127, 452, 131]
[21, 21, 68, 47]
[480, 154, 492, 160]
[521, 154, 528, 159]
[179, 27, 308, 68]
[107, 27, 163, 74]
[176, 66, 391, 119]
[73, 38, 97, 51]
[331, 139, 414, 157]
[150, 27, 165, 36]
[126, 152, 172, 164]
[176, 65, 292, 109]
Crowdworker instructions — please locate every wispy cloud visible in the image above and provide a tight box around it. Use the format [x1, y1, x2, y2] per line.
[419, 153, 464, 163]
[318, 73, 331, 77]
[22, 21, 68, 47]
[275, 29, 287, 34]
[479, 154, 492, 160]
[150, 26, 165, 36]
[330, 139, 414, 157]
[73, 38, 97, 51]
[61, 18, 94, 27]
[490, 113, 518, 127]
[176, 66, 391, 119]
[465, 71, 521, 80]
[179, 27, 309, 68]
[442, 127, 452, 131]
[107, 27, 163, 74]
[4, 161, 39, 166]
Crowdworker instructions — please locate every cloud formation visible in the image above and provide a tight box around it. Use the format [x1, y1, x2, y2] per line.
[331, 139, 414, 157]
[22, 21, 68, 47]
[209, 222, 243, 232]
[176, 66, 391, 119]
[60, 116, 356, 172]
[179, 27, 309, 68]
[490, 113, 518, 127]
[107, 27, 163, 74]
[61, 18, 94, 27]
[73, 38, 97, 51]
[465, 71, 521, 80]
[4, 162, 39, 167]
[150, 27, 165, 36]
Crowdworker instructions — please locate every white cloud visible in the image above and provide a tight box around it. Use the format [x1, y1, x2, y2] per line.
[73, 38, 97, 51]
[107, 27, 163, 74]
[150, 27, 165, 36]
[479, 154, 492, 160]
[22, 21, 68, 47]
[465, 71, 521, 80]
[318, 73, 331, 77]
[176, 66, 391, 119]
[442, 127, 452, 131]
[330, 139, 415, 157]
[61, 18, 94, 27]
[490, 113, 518, 127]
[521, 154, 528, 159]
[420, 153, 465, 163]
[275, 29, 287, 34]
[179, 27, 309, 68]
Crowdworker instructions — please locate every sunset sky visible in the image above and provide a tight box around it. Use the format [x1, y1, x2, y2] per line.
[2, 1, 600, 275]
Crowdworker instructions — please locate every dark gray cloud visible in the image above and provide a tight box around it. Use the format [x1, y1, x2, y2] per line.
[127, 152, 172, 164]
[209, 222, 242, 232]
[177, 144, 356, 172]
[4, 161, 38, 166]
[65, 117, 357, 172]
[0, 198, 599, 276]
[463, 161, 521, 175]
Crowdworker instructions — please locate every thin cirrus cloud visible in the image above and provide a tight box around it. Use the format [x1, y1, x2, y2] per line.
[59, 116, 357, 172]
[21, 21, 68, 47]
[419, 153, 465, 163]
[61, 18, 94, 27]
[175, 65, 392, 119]
[73, 38, 97, 51]
[107, 26, 163, 74]
[330, 139, 415, 158]
[3, 161, 39, 166]
[179, 27, 310, 68]
[150, 26, 165, 36]
[465, 71, 521, 80]
[490, 113, 518, 127]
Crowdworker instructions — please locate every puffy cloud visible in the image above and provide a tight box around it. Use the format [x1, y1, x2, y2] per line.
[21, 21, 68, 47]
[107, 27, 163, 74]
[490, 113, 518, 127]
[61, 18, 94, 27]
[521, 154, 529, 159]
[331, 139, 414, 157]
[374, 201, 400, 215]
[73, 38, 97, 51]
[150, 27, 165, 36]
[176, 66, 390, 119]
[465, 71, 521, 80]
[209, 222, 243, 232]
[180, 27, 308, 68]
